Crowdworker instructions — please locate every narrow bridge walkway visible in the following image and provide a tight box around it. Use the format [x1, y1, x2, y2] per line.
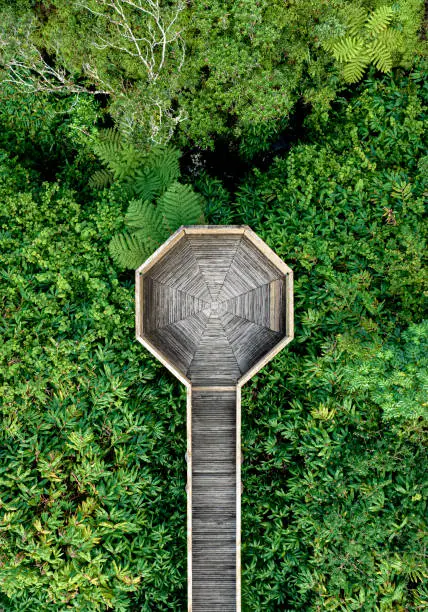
[191, 389, 236, 611]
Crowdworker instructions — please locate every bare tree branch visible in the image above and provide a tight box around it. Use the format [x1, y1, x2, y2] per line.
[0, 3, 187, 144]
[148, 98, 187, 144]
[0, 15, 114, 96]
[75, 0, 186, 82]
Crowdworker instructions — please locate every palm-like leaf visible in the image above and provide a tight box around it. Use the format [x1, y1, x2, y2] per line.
[124, 199, 165, 243]
[133, 146, 181, 200]
[346, 6, 367, 37]
[133, 168, 163, 201]
[370, 40, 392, 72]
[332, 36, 365, 62]
[88, 168, 113, 190]
[93, 128, 123, 168]
[109, 231, 152, 270]
[343, 53, 371, 82]
[158, 182, 205, 234]
[110, 143, 146, 183]
[365, 5, 394, 35]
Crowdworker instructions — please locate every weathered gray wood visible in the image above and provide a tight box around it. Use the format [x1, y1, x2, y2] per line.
[148, 237, 212, 302]
[144, 276, 209, 332]
[187, 315, 242, 385]
[135, 225, 294, 612]
[224, 278, 286, 333]
[220, 311, 282, 375]
[187, 234, 242, 301]
[192, 389, 236, 611]
[149, 311, 209, 373]
[143, 234, 289, 384]
[218, 235, 282, 301]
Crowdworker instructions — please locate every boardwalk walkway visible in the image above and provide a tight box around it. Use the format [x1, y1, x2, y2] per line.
[192, 389, 236, 611]
[136, 226, 293, 611]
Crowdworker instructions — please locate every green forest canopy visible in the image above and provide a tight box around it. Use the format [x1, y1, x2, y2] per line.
[0, 1, 427, 610]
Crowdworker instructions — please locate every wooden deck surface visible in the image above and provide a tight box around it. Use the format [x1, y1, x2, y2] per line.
[143, 233, 286, 386]
[136, 227, 292, 611]
[191, 389, 237, 611]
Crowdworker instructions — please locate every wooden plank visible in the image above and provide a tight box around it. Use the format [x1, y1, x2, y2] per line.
[135, 226, 294, 612]
[135, 270, 143, 337]
[144, 277, 210, 332]
[149, 311, 209, 374]
[191, 389, 237, 611]
[187, 315, 242, 386]
[243, 227, 293, 276]
[220, 311, 282, 375]
[286, 271, 294, 339]
[148, 236, 212, 302]
[235, 385, 241, 612]
[224, 282, 270, 328]
[136, 227, 185, 276]
[237, 334, 294, 387]
[192, 386, 236, 391]
[218, 235, 282, 301]
[269, 278, 285, 333]
[187, 234, 242, 301]
[184, 226, 246, 235]
[135, 335, 191, 387]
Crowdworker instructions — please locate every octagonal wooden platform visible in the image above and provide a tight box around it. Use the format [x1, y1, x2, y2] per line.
[136, 226, 293, 611]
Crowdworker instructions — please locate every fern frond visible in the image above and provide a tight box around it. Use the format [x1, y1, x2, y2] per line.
[369, 39, 392, 72]
[320, 39, 336, 53]
[346, 7, 367, 37]
[110, 143, 146, 183]
[124, 199, 166, 247]
[133, 146, 181, 200]
[343, 53, 371, 83]
[88, 168, 113, 190]
[109, 231, 152, 269]
[158, 182, 205, 234]
[331, 36, 365, 62]
[147, 146, 182, 187]
[93, 128, 147, 185]
[365, 5, 394, 35]
[93, 128, 124, 168]
[377, 27, 405, 54]
[133, 168, 163, 201]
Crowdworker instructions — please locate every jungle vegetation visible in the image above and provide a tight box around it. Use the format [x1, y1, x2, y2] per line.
[0, 0, 427, 610]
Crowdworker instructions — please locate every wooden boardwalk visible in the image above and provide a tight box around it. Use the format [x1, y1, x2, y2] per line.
[135, 226, 293, 611]
[192, 389, 236, 611]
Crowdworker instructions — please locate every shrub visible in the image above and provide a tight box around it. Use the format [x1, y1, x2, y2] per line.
[0, 155, 188, 610]
[221, 62, 427, 610]
[88, 128, 205, 269]
[0, 52, 426, 612]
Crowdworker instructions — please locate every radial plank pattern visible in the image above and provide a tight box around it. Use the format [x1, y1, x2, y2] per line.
[142, 233, 288, 383]
[136, 226, 294, 612]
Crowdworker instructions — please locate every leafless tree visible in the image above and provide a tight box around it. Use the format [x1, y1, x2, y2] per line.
[75, 0, 186, 83]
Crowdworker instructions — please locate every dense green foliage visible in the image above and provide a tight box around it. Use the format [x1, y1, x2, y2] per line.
[233, 65, 428, 610]
[0, 0, 426, 609]
[343, 320, 428, 421]
[0, 0, 425, 156]
[88, 128, 205, 268]
[0, 159, 188, 610]
[0, 80, 102, 189]
[321, 5, 404, 82]
[109, 183, 205, 269]
[1, 59, 426, 610]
